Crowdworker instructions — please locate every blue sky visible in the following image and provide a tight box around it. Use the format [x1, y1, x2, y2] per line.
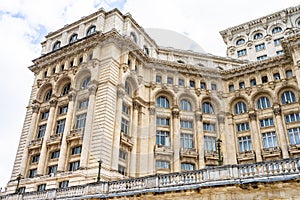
[0, 0, 298, 191]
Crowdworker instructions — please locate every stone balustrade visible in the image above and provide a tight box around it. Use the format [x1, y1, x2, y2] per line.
[1, 157, 300, 200]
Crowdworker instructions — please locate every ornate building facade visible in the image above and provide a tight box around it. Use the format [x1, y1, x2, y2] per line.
[1, 4, 300, 200]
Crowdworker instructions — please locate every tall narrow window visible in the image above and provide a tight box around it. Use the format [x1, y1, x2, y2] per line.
[257, 96, 271, 109]
[75, 113, 87, 129]
[156, 131, 170, 146]
[81, 76, 91, 89]
[202, 102, 214, 114]
[156, 96, 169, 108]
[238, 136, 252, 152]
[37, 124, 47, 138]
[288, 127, 300, 145]
[262, 132, 278, 148]
[234, 102, 247, 114]
[180, 99, 192, 111]
[61, 83, 71, 96]
[56, 119, 66, 134]
[204, 136, 216, 152]
[180, 133, 194, 149]
[281, 91, 296, 104]
[86, 26, 96, 36]
[44, 90, 52, 102]
[69, 161, 80, 171]
[121, 118, 129, 134]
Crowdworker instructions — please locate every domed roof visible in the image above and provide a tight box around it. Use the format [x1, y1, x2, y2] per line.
[145, 28, 205, 53]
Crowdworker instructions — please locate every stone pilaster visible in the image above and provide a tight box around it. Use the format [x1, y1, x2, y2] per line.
[195, 111, 204, 168]
[148, 106, 156, 174]
[248, 110, 262, 162]
[172, 107, 180, 172]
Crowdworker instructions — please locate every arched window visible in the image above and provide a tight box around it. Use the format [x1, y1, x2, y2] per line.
[130, 32, 137, 43]
[272, 27, 282, 34]
[44, 89, 52, 102]
[202, 102, 214, 114]
[86, 26, 96, 36]
[53, 41, 61, 51]
[257, 96, 271, 109]
[143, 45, 149, 55]
[125, 82, 131, 95]
[69, 34, 78, 44]
[180, 99, 192, 111]
[253, 33, 263, 40]
[156, 96, 170, 108]
[281, 91, 296, 104]
[236, 38, 245, 45]
[61, 83, 71, 96]
[81, 76, 91, 89]
[234, 101, 247, 114]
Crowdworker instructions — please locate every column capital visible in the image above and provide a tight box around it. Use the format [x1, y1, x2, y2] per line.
[149, 107, 156, 115]
[133, 100, 141, 110]
[117, 85, 125, 98]
[248, 110, 257, 120]
[217, 114, 225, 124]
[32, 104, 40, 113]
[172, 107, 180, 118]
[49, 98, 58, 107]
[273, 106, 281, 115]
[88, 84, 97, 95]
[195, 111, 203, 121]
[68, 91, 76, 101]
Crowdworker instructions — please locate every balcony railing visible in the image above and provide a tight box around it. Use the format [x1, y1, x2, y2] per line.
[1, 157, 300, 200]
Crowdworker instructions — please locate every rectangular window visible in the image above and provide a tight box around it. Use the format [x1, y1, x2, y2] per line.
[78, 99, 89, 109]
[29, 168, 37, 178]
[255, 43, 265, 51]
[121, 118, 129, 134]
[56, 119, 66, 134]
[31, 154, 40, 163]
[40, 111, 49, 120]
[286, 70, 293, 78]
[75, 113, 86, 129]
[238, 136, 252, 152]
[239, 81, 245, 89]
[257, 55, 267, 61]
[229, 84, 234, 92]
[181, 163, 194, 171]
[288, 127, 300, 145]
[156, 75, 162, 83]
[236, 122, 249, 132]
[180, 120, 193, 129]
[37, 124, 47, 138]
[286, 113, 300, 123]
[122, 103, 130, 115]
[276, 50, 284, 55]
[37, 184, 46, 191]
[18, 187, 26, 194]
[200, 82, 206, 89]
[156, 160, 170, 169]
[50, 151, 60, 159]
[204, 136, 216, 152]
[119, 149, 127, 160]
[118, 165, 126, 175]
[203, 123, 215, 132]
[167, 77, 173, 84]
[48, 165, 58, 174]
[180, 133, 194, 149]
[262, 131, 278, 148]
[69, 161, 80, 171]
[156, 117, 170, 126]
[261, 75, 268, 83]
[88, 53, 93, 60]
[237, 49, 247, 57]
[189, 80, 195, 88]
[260, 118, 274, 127]
[273, 73, 280, 80]
[59, 180, 69, 188]
[250, 79, 256, 86]
[59, 105, 68, 115]
[71, 146, 82, 155]
[178, 78, 185, 86]
[211, 83, 217, 91]
[156, 131, 170, 146]
[274, 38, 283, 46]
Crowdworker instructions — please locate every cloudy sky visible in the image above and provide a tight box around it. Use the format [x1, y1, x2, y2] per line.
[0, 0, 298, 190]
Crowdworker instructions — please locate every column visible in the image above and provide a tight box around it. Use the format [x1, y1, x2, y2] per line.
[294, 65, 300, 89]
[223, 114, 237, 165]
[195, 111, 205, 168]
[218, 113, 225, 166]
[111, 87, 124, 171]
[147, 106, 156, 174]
[57, 92, 76, 172]
[248, 111, 262, 162]
[37, 99, 57, 175]
[20, 104, 40, 176]
[80, 84, 97, 169]
[129, 101, 140, 177]
[274, 106, 289, 159]
[172, 107, 180, 172]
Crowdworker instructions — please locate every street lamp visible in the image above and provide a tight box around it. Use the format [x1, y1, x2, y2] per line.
[97, 159, 103, 182]
[216, 139, 222, 166]
[15, 173, 22, 193]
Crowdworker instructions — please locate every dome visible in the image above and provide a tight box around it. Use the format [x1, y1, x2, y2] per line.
[145, 28, 205, 53]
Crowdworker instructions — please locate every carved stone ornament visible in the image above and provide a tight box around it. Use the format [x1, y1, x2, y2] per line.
[117, 87, 125, 98]
[133, 101, 141, 110]
[195, 112, 202, 121]
[273, 106, 281, 115]
[68, 91, 76, 101]
[88, 84, 98, 95]
[149, 107, 156, 115]
[218, 114, 225, 124]
[172, 107, 180, 118]
[248, 111, 257, 120]
[32, 104, 40, 113]
[49, 99, 58, 107]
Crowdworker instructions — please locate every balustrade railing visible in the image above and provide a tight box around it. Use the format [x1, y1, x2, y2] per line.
[1, 157, 300, 200]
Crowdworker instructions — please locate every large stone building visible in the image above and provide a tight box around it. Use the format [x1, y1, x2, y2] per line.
[2, 4, 300, 200]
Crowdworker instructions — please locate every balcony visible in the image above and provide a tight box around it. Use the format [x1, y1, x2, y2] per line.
[180, 148, 198, 159]
[288, 144, 300, 157]
[261, 147, 282, 161]
[67, 129, 84, 142]
[120, 131, 133, 149]
[28, 138, 43, 149]
[204, 151, 220, 166]
[237, 150, 255, 164]
[154, 145, 173, 157]
[47, 134, 62, 146]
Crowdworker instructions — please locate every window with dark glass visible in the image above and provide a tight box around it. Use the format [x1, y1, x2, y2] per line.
[276, 50, 284, 55]
[53, 41, 61, 51]
[41, 111, 49, 120]
[59, 180, 69, 188]
[180, 120, 193, 129]
[255, 43, 265, 51]
[61, 83, 71, 96]
[156, 117, 170, 126]
[262, 132, 278, 148]
[229, 84, 234, 92]
[288, 127, 300, 145]
[281, 91, 296, 104]
[237, 49, 247, 57]
[78, 99, 89, 109]
[156, 160, 170, 169]
[60, 64, 65, 71]
[119, 149, 127, 160]
[257, 55, 267, 61]
[189, 80, 195, 88]
[274, 37, 283, 46]
[31, 154, 40, 163]
[69, 161, 80, 171]
[86, 26, 96, 36]
[250, 79, 256, 86]
[156, 131, 170, 146]
[260, 118, 274, 127]
[203, 123, 216, 131]
[239, 81, 245, 89]
[238, 136, 252, 152]
[253, 33, 263, 40]
[122, 103, 130, 115]
[286, 70, 293, 78]
[285, 113, 300, 123]
[121, 118, 129, 134]
[50, 150, 60, 159]
[118, 165, 126, 175]
[236, 122, 249, 132]
[75, 113, 87, 129]
[178, 78, 185, 86]
[56, 119, 66, 134]
[156, 96, 170, 108]
[130, 32, 137, 43]
[181, 163, 195, 171]
[200, 82, 206, 89]
[44, 90, 52, 102]
[81, 76, 91, 89]
[180, 99, 192, 111]
[167, 77, 173, 84]
[273, 73, 280, 80]
[37, 124, 47, 138]
[180, 133, 194, 149]
[272, 27, 282, 34]
[156, 75, 162, 83]
[37, 184, 46, 191]
[29, 168, 37, 178]
[211, 83, 217, 90]
[48, 165, 58, 174]
[202, 102, 214, 114]
[59, 105, 68, 115]
[204, 136, 216, 152]
[257, 96, 271, 109]
[234, 102, 247, 114]
[261, 75, 268, 83]
[71, 146, 82, 155]
[69, 33, 78, 44]
[236, 38, 245, 45]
